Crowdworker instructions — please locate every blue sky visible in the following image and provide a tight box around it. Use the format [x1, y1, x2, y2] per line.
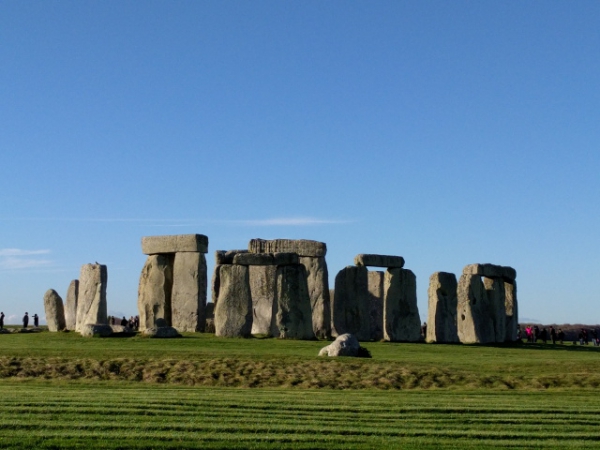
[1, 1, 599, 325]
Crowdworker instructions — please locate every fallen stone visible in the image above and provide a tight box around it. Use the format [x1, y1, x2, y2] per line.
[354, 254, 405, 268]
[300, 256, 331, 339]
[142, 326, 181, 338]
[332, 266, 370, 340]
[367, 271, 384, 341]
[171, 252, 207, 332]
[484, 277, 507, 343]
[80, 323, 113, 337]
[142, 234, 208, 255]
[318, 333, 360, 357]
[110, 324, 135, 335]
[383, 268, 422, 342]
[215, 250, 248, 265]
[504, 281, 518, 342]
[214, 265, 253, 337]
[43, 289, 66, 332]
[274, 264, 315, 340]
[463, 263, 516, 282]
[233, 252, 299, 266]
[76, 263, 108, 333]
[64, 280, 78, 331]
[249, 265, 277, 336]
[248, 239, 326, 257]
[155, 318, 168, 327]
[137, 254, 173, 330]
[0, 329, 11, 334]
[457, 274, 495, 344]
[426, 272, 458, 343]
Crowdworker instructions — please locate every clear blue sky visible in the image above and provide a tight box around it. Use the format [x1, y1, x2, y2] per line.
[1, 1, 599, 325]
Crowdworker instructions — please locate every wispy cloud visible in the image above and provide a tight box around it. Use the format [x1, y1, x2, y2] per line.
[0, 249, 53, 270]
[0, 248, 50, 257]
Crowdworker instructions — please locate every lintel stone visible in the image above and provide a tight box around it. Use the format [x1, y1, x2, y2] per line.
[354, 254, 405, 268]
[142, 234, 208, 255]
[248, 239, 326, 257]
[462, 263, 516, 282]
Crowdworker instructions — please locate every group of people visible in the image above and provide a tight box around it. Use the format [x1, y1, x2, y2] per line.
[21, 312, 39, 328]
[520, 325, 600, 346]
[108, 315, 140, 330]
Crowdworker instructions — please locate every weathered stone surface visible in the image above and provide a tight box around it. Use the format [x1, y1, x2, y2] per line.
[318, 333, 360, 357]
[249, 265, 277, 336]
[142, 326, 181, 338]
[215, 250, 247, 265]
[383, 268, 421, 342]
[155, 318, 168, 327]
[332, 266, 370, 341]
[110, 324, 135, 335]
[80, 323, 113, 337]
[457, 274, 495, 344]
[65, 280, 78, 331]
[354, 254, 405, 268]
[142, 234, 208, 255]
[211, 265, 221, 305]
[137, 255, 173, 330]
[463, 263, 516, 282]
[367, 271, 384, 341]
[426, 272, 458, 343]
[171, 252, 207, 332]
[504, 280, 518, 342]
[300, 256, 331, 339]
[43, 289, 66, 332]
[214, 265, 253, 337]
[274, 264, 315, 340]
[234, 252, 299, 266]
[76, 263, 108, 333]
[484, 277, 506, 343]
[249, 239, 326, 257]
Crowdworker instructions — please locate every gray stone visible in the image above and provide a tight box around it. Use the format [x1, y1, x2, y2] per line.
[137, 255, 173, 330]
[80, 323, 113, 337]
[214, 265, 253, 337]
[367, 271, 384, 341]
[484, 277, 507, 342]
[110, 324, 135, 335]
[249, 265, 277, 336]
[318, 333, 361, 357]
[233, 252, 299, 266]
[171, 252, 207, 332]
[64, 280, 78, 331]
[463, 263, 516, 282]
[274, 264, 315, 340]
[211, 264, 221, 305]
[457, 274, 495, 344]
[215, 250, 247, 265]
[43, 289, 66, 332]
[383, 268, 421, 342]
[142, 326, 181, 338]
[142, 234, 208, 255]
[504, 281, 518, 342]
[332, 266, 370, 341]
[248, 239, 326, 257]
[426, 272, 458, 343]
[300, 256, 331, 339]
[76, 263, 108, 333]
[155, 318, 168, 328]
[354, 254, 405, 268]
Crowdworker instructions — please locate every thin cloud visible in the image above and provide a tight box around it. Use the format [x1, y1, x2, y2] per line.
[0, 249, 53, 270]
[0, 249, 50, 257]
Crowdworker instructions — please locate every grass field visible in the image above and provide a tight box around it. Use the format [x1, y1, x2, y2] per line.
[1, 332, 600, 448]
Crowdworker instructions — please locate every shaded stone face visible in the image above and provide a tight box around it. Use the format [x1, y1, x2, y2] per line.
[462, 263, 516, 283]
[383, 268, 421, 342]
[484, 277, 507, 343]
[248, 239, 326, 257]
[504, 280, 518, 342]
[249, 265, 277, 336]
[332, 266, 370, 341]
[214, 265, 253, 337]
[233, 252, 299, 266]
[142, 234, 208, 255]
[171, 252, 207, 332]
[64, 279, 79, 331]
[457, 274, 495, 344]
[367, 271, 384, 341]
[44, 289, 66, 332]
[300, 256, 331, 340]
[76, 263, 108, 332]
[215, 250, 248, 265]
[354, 254, 405, 268]
[426, 272, 458, 343]
[137, 255, 173, 331]
[274, 264, 314, 340]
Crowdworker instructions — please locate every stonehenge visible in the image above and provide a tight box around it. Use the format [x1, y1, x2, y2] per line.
[64, 280, 79, 331]
[137, 234, 208, 332]
[426, 272, 458, 343]
[75, 263, 108, 332]
[43, 289, 66, 332]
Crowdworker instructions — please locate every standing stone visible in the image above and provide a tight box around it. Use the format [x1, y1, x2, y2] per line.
[249, 265, 278, 336]
[215, 249, 247, 265]
[211, 264, 221, 305]
[137, 255, 173, 331]
[64, 279, 79, 331]
[76, 263, 108, 332]
[426, 272, 458, 343]
[504, 281, 518, 342]
[367, 271, 384, 341]
[300, 256, 331, 339]
[214, 265, 252, 337]
[483, 277, 506, 343]
[43, 289, 66, 332]
[383, 268, 421, 342]
[274, 264, 314, 340]
[457, 274, 494, 344]
[171, 252, 207, 332]
[332, 266, 370, 341]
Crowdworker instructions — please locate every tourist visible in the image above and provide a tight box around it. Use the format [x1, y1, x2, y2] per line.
[578, 330, 584, 345]
[517, 327, 522, 341]
[550, 326, 557, 345]
[0, 311, 4, 329]
[525, 325, 532, 342]
[540, 328, 548, 344]
[22, 312, 29, 328]
[33, 314, 39, 327]
[533, 325, 540, 343]
[558, 328, 565, 344]
[593, 329, 599, 346]
[121, 316, 128, 326]
[421, 322, 427, 338]
[583, 329, 589, 345]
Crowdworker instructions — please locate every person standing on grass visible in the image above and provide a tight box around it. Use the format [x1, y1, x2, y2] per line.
[22, 312, 29, 328]
[593, 329, 599, 346]
[558, 328, 565, 344]
[0, 312, 4, 329]
[33, 314, 39, 327]
[550, 326, 557, 345]
[540, 328, 548, 344]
